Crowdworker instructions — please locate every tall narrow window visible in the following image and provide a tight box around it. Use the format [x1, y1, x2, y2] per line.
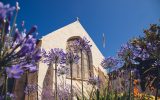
[83, 51, 89, 79]
[77, 65, 80, 78]
[66, 36, 93, 80]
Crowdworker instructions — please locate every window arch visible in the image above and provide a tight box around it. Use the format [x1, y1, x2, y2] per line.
[66, 36, 93, 80]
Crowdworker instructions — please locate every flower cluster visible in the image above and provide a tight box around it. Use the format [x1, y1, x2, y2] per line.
[0, 2, 42, 100]
[6, 92, 15, 99]
[109, 24, 160, 95]
[73, 37, 92, 52]
[132, 45, 150, 61]
[42, 48, 65, 65]
[117, 42, 150, 63]
[0, 2, 41, 78]
[0, 92, 15, 100]
[42, 48, 80, 70]
[117, 43, 134, 61]
[6, 65, 23, 78]
[0, 2, 15, 20]
[101, 56, 119, 69]
[65, 51, 79, 64]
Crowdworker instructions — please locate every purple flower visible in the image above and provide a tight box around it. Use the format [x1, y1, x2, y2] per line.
[0, 2, 15, 19]
[42, 48, 65, 64]
[101, 56, 118, 69]
[6, 92, 15, 99]
[132, 46, 150, 61]
[6, 65, 24, 78]
[117, 43, 133, 61]
[23, 64, 37, 72]
[73, 37, 91, 52]
[18, 35, 36, 57]
[27, 25, 37, 36]
[0, 1, 40, 80]
[65, 51, 79, 64]
[32, 49, 42, 62]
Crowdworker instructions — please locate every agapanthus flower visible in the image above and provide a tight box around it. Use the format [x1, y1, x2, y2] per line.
[0, 3, 41, 100]
[6, 65, 23, 78]
[65, 51, 79, 64]
[18, 35, 37, 57]
[0, 2, 15, 19]
[32, 49, 42, 62]
[132, 47, 150, 61]
[101, 56, 119, 69]
[0, 92, 15, 100]
[6, 92, 15, 99]
[27, 25, 37, 36]
[13, 28, 26, 44]
[117, 43, 133, 61]
[23, 64, 37, 72]
[0, 2, 41, 74]
[42, 48, 65, 64]
[73, 37, 92, 52]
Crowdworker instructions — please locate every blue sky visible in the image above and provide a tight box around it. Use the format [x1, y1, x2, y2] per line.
[3, 0, 160, 57]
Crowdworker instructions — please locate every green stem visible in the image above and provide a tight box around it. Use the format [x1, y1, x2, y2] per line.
[107, 69, 110, 98]
[81, 50, 84, 100]
[26, 71, 30, 100]
[0, 21, 5, 60]
[128, 64, 132, 100]
[70, 63, 73, 100]
[5, 76, 8, 100]
[62, 75, 65, 100]
[55, 62, 58, 100]
[89, 85, 94, 100]
[10, 10, 18, 36]
[0, 70, 5, 95]
[155, 65, 160, 100]
[1, 21, 5, 47]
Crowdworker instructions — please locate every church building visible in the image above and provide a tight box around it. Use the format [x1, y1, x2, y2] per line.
[13, 20, 107, 100]
[38, 20, 107, 99]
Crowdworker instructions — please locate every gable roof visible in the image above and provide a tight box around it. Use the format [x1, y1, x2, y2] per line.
[41, 20, 106, 74]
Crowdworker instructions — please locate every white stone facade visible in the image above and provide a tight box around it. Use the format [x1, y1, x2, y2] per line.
[38, 20, 107, 99]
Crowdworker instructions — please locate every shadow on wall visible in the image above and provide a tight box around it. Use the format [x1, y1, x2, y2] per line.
[41, 64, 54, 100]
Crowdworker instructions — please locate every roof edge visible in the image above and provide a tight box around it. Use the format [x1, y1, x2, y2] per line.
[41, 20, 81, 39]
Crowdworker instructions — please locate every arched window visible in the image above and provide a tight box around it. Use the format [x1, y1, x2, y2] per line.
[66, 36, 93, 80]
